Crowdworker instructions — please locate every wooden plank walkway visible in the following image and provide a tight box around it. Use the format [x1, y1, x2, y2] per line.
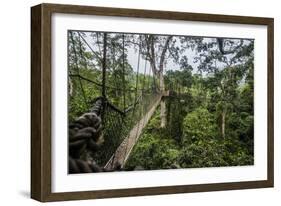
[104, 94, 162, 170]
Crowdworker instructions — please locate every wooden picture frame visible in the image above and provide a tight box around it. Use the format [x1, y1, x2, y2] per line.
[31, 3, 274, 202]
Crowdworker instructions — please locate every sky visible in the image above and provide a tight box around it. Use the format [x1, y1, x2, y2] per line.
[79, 31, 252, 76]
[126, 41, 199, 74]
[82, 31, 201, 75]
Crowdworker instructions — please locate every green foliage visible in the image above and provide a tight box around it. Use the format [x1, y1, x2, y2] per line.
[178, 139, 228, 168]
[126, 104, 253, 170]
[183, 107, 218, 142]
[68, 30, 254, 170]
[178, 137, 253, 168]
[125, 133, 181, 170]
[125, 109, 181, 170]
[126, 62, 254, 170]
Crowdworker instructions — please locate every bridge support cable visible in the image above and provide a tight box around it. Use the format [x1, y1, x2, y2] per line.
[104, 94, 162, 170]
[68, 31, 163, 172]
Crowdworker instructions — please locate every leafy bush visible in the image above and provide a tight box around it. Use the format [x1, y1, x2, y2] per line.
[182, 107, 218, 142]
[125, 109, 181, 170]
[125, 104, 253, 170]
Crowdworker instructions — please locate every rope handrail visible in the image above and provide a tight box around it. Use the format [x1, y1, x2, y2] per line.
[69, 73, 158, 94]
[68, 31, 162, 172]
[89, 93, 144, 117]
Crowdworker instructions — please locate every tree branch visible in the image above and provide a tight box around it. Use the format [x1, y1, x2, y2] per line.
[159, 36, 173, 73]
[217, 38, 244, 55]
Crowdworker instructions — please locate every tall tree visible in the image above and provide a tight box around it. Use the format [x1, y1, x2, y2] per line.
[140, 35, 173, 127]
[195, 38, 254, 138]
[139, 34, 179, 127]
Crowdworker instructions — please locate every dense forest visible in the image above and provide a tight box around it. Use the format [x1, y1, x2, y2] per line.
[68, 30, 254, 173]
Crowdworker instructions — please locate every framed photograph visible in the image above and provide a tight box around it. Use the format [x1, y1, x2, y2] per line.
[31, 3, 274, 202]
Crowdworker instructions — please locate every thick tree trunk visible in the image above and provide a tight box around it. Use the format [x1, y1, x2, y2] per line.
[159, 71, 165, 91]
[160, 100, 166, 128]
[159, 37, 172, 128]
[221, 110, 226, 139]
[144, 35, 172, 128]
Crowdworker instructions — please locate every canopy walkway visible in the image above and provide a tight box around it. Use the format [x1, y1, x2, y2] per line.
[68, 31, 183, 172]
[104, 93, 162, 170]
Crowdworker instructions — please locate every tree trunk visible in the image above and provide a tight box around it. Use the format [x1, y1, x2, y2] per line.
[160, 72, 166, 128]
[221, 110, 226, 139]
[160, 100, 166, 128]
[144, 35, 172, 128]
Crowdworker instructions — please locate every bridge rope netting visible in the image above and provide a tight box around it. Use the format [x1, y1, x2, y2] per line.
[68, 31, 163, 173]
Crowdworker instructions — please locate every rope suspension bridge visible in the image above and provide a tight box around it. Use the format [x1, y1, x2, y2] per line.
[68, 31, 184, 173]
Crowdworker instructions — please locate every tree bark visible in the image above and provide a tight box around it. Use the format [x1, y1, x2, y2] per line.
[159, 36, 172, 70]
[143, 35, 173, 128]
[159, 37, 172, 128]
